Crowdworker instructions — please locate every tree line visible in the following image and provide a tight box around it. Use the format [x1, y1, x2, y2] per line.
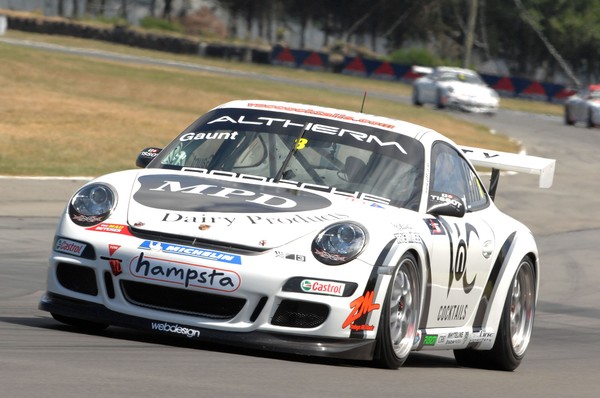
[57, 0, 600, 85]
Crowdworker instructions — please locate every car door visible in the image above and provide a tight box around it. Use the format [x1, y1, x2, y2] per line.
[419, 72, 439, 103]
[423, 142, 495, 329]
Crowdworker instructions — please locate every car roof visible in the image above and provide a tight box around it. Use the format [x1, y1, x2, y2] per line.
[212, 100, 450, 145]
[435, 66, 477, 75]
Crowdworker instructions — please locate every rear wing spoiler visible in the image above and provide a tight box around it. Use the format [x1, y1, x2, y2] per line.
[460, 146, 556, 200]
[412, 65, 433, 75]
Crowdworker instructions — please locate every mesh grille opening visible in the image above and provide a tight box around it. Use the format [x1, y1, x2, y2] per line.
[121, 280, 246, 319]
[271, 299, 329, 328]
[56, 263, 98, 296]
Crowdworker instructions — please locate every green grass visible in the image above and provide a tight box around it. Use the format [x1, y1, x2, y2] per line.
[0, 30, 538, 177]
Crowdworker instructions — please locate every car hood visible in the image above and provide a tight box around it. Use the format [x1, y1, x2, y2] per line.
[440, 81, 495, 97]
[124, 169, 390, 249]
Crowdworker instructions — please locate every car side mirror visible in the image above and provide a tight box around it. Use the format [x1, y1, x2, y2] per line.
[426, 191, 466, 218]
[136, 147, 162, 168]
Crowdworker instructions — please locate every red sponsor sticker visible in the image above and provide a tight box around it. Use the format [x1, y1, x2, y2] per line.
[55, 238, 86, 256]
[109, 244, 121, 256]
[109, 259, 122, 276]
[342, 290, 380, 331]
[87, 223, 132, 236]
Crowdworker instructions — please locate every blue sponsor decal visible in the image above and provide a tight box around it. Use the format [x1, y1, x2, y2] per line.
[138, 240, 241, 265]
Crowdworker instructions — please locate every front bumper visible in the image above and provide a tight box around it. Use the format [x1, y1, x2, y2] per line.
[41, 210, 394, 362]
[447, 97, 498, 113]
[39, 292, 376, 360]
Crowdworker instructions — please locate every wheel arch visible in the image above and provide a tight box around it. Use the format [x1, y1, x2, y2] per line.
[403, 247, 428, 312]
[372, 247, 424, 368]
[475, 231, 540, 345]
[371, 245, 428, 333]
[401, 247, 431, 331]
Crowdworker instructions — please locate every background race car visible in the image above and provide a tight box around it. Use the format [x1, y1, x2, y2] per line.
[564, 84, 600, 127]
[412, 66, 500, 115]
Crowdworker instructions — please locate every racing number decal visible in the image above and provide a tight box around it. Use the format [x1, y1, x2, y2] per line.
[294, 138, 308, 149]
[426, 217, 495, 327]
[447, 223, 478, 296]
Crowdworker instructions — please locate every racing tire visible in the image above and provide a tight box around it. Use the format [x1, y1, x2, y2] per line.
[412, 89, 423, 106]
[374, 252, 420, 369]
[453, 256, 536, 371]
[51, 313, 109, 331]
[564, 107, 575, 125]
[435, 89, 446, 109]
[587, 109, 595, 128]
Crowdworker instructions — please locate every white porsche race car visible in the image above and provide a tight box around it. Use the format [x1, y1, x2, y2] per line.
[40, 100, 555, 370]
[412, 66, 500, 114]
[564, 84, 600, 127]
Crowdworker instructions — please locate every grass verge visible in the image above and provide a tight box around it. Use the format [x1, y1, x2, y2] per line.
[1, 30, 526, 177]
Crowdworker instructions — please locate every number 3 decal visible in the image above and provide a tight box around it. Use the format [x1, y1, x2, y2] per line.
[295, 138, 308, 149]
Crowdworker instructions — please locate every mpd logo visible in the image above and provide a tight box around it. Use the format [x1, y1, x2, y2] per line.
[301, 279, 345, 296]
[133, 175, 331, 213]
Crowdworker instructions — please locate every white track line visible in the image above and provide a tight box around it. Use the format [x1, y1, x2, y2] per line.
[0, 176, 93, 180]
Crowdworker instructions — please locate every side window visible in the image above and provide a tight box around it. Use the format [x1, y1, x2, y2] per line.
[462, 163, 489, 210]
[431, 142, 489, 211]
[431, 143, 467, 198]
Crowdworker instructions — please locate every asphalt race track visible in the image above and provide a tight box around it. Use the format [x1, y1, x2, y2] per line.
[2, 41, 600, 398]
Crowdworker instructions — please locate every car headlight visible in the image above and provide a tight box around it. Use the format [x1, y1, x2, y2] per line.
[68, 183, 117, 226]
[312, 222, 367, 265]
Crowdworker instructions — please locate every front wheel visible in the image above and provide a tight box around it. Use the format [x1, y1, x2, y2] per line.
[373, 252, 420, 369]
[435, 89, 446, 109]
[454, 256, 536, 371]
[564, 107, 575, 125]
[412, 88, 423, 106]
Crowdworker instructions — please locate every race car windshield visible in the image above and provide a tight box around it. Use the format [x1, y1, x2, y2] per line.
[438, 71, 484, 85]
[152, 107, 424, 209]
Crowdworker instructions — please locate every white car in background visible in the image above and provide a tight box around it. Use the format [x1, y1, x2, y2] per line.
[412, 66, 499, 115]
[564, 84, 600, 127]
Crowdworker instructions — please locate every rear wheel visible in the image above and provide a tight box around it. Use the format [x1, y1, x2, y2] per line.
[454, 256, 536, 371]
[587, 109, 595, 128]
[374, 253, 420, 369]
